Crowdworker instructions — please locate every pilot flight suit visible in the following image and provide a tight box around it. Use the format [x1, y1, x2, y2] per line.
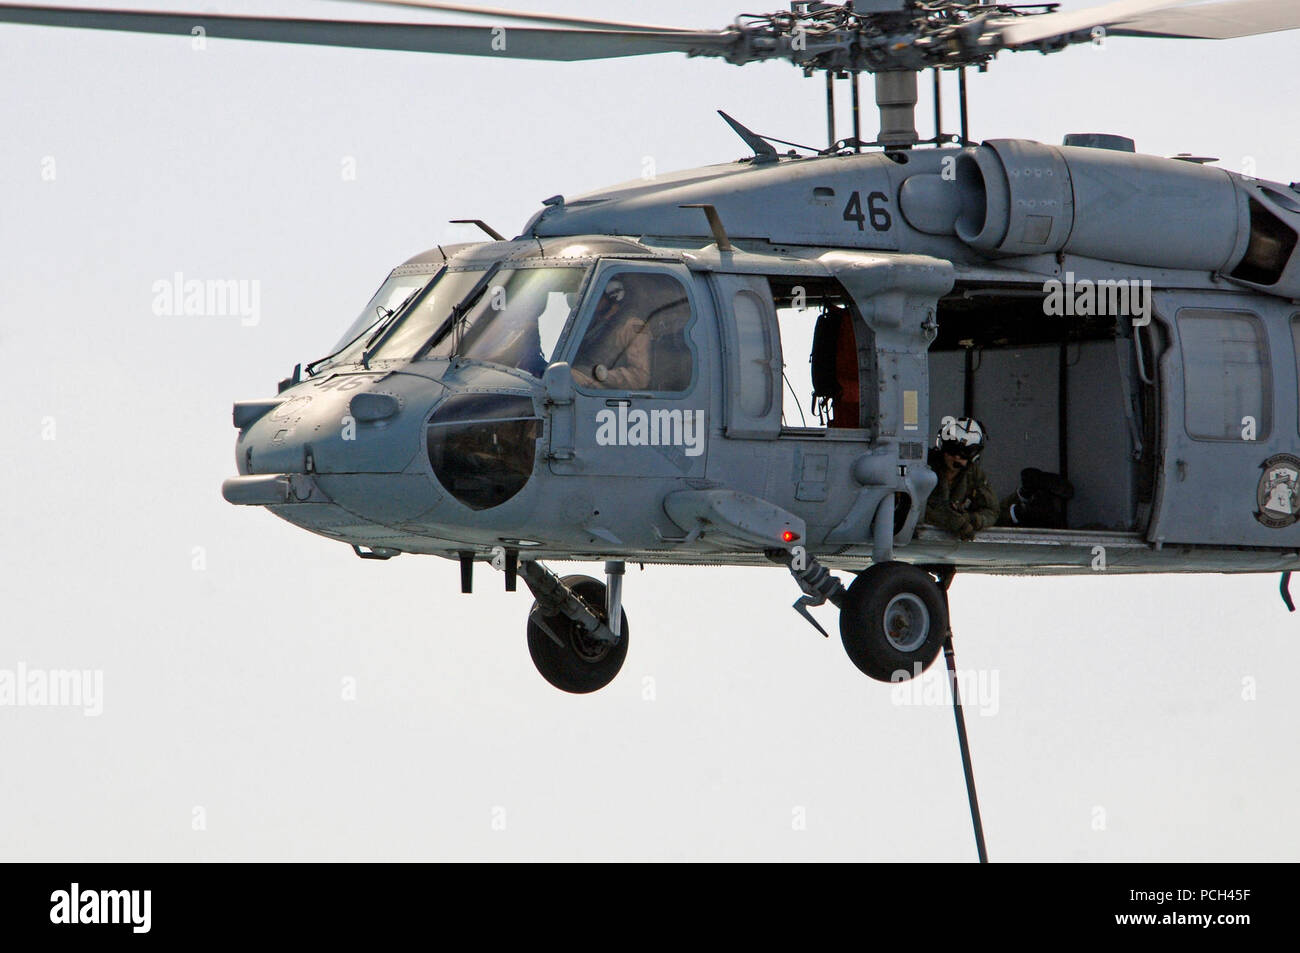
[924, 448, 1000, 540]
[573, 313, 653, 391]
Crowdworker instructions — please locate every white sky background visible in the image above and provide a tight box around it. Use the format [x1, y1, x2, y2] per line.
[2, 0, 1299, 861]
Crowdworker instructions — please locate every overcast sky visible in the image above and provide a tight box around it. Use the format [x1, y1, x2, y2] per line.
[2, 0, 1298, 861]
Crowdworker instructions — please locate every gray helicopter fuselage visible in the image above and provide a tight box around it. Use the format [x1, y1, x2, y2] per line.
[224, 140, 1300, 576]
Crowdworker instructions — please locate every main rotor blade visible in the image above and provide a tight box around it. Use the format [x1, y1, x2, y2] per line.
[1108, 0, 1300, 40]
[991, 0, 1200, 47]
[326, 0, 690, 34]
[0, 4, 736, 61]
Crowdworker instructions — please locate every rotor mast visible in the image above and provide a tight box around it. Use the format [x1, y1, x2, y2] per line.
[811, 0, 965, 152]
[874, 70, 919, 148]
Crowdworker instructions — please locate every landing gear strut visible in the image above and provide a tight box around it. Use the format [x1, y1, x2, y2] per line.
[519, 560, 629, 694]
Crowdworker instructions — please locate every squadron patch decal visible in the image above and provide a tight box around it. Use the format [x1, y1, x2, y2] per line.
[1255, 454, 1300, 529]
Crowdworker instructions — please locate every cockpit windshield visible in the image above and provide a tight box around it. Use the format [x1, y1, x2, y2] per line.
[327, 273, 433, 358]
[424, 267, 587, 376]
[310, 271, 435, 374]
[312, 264, 587, 377]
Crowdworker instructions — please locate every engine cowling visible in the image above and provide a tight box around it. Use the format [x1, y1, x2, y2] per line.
[901, 139, 1300, 298]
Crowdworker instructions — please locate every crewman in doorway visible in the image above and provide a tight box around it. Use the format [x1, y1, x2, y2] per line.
[925, 417, 999, 541]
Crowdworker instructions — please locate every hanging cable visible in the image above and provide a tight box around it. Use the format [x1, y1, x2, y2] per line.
[934, 567, 989, 863]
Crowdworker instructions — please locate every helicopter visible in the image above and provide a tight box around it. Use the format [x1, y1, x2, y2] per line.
[7, 0, 1300, 696]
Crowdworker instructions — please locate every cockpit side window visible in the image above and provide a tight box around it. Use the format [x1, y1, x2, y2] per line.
[571, 272, 694, 392]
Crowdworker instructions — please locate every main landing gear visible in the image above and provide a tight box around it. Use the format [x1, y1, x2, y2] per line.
[781, 553, 948, 682]
[472, 550, 945, 690]
[840, 562, 949, 681]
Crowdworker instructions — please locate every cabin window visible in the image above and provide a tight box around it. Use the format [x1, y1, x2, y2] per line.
[571, 272, 694, 393]
[768, 277, 867, 430]
[1178, 310, 1271, 441]
[732, 289, 775, 417]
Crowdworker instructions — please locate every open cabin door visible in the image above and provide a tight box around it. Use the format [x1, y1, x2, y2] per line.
[1148, 292, 1300, 547]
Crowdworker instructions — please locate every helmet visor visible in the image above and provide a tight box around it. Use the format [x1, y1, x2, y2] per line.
[940, 440, 980, 460]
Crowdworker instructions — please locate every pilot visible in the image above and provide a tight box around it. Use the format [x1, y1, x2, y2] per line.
[924, 417, 999, 542]
[572, 278, 653, 391]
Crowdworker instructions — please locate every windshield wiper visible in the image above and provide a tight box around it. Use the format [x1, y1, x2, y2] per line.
[416, 263, 503, 362]
[305, 306, 395, 377]
[360, 287, 431, 368]
[365, 305, 397, 344]
[358, 305, 401, 368]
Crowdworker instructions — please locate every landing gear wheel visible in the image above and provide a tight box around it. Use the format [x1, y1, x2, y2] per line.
[526, 575, 629, 694]
[839, 562, 947, 683]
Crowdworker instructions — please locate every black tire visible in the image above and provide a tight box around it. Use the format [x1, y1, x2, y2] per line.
[839, 562, 947, 683]
[526, 575, 629, 694]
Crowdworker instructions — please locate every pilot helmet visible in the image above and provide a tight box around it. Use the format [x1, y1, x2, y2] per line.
[936, 416, 987, 462]
[599, 278, 627, 308]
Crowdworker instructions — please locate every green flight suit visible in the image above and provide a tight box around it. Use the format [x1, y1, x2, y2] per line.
[924, 449, 1000, 540]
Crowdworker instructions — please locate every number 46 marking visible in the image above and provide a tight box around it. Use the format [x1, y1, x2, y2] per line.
[843, 190, 892, 232]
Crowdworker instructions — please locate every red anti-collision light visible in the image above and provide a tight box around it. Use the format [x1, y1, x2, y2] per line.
[782, 530, 799, 543]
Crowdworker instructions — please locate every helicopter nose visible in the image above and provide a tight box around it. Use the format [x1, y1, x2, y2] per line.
[224, 376, 446, 507]
[224, 369, 548, 535]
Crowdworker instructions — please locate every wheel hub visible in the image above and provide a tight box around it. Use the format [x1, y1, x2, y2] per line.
[883, 593, 930, 652]
[570, 621, 612, 662]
